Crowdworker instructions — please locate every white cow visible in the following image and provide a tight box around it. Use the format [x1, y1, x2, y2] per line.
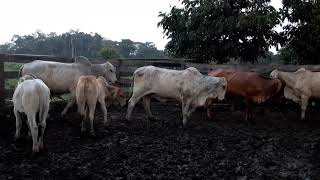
[19, 56, 117, 115]
[126, 66, 227, 127]
[270, 68, 320, 120]
[12, 75, 50, 153]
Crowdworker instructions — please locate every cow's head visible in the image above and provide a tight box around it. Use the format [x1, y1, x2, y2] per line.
[18, 74, 37, 84]
[270, 69, 279, 78]
[113, 87, 127, 107]
[106, 87, 128, 108]
[102, 62, 117, 84]
[215, 77, 227, 101]
[203, 76, 227, 118]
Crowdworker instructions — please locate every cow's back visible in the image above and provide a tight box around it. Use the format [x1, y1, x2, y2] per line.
[296, 71, 320, 97]
[13, 79, 50, 114]
[21, 60, 91, 94]
[209, 70, 282, 103]
[76, 76, 99, 103]
[133, 66, 202, 100]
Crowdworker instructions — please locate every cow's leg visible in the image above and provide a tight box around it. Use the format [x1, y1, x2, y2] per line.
[38, 105, 48, 150]
[81, 110, 87, 134]
[27, 114, 39, 153]
[301, 95, 309, 120]
[126, 91, 150, 121]
[38, 121, 46, 150]
[88, 102, 97, 136]
[26, 121, 31, 139]
[182, 99, 192, 127]
[207, 106, 213, 119]
[61, 96, 76, 116]
[98, 98, 108, 125]
[143, 95, 155, 120]
[245, 100, 252, 122]
[14, 108, 22, 140]
[187, 106, 197, 119]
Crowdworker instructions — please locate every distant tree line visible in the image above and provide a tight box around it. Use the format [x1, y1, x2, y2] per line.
[0, 30, 166, 59]
[158, 0, 320, 64]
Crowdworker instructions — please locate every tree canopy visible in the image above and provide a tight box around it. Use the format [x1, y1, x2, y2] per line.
[158, 0, 320, 64]
[0, 30, 166, 59]
[280, 0, 320, 64]
[158, 0, 282, 63]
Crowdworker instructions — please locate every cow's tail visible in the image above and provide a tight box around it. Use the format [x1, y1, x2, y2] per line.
[38, 87, 48, 126]
[18, 64, 24, 77]
[77, 82, 89, 118]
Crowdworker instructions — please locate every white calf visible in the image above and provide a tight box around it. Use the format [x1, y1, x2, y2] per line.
[12, 75, 50, 153]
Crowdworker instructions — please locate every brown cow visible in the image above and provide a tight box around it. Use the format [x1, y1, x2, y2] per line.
[207, 69, 283, 121]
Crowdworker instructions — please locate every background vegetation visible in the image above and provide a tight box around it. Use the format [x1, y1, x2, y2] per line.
[158, 0, 320, 64]
[1, 1, 319, 64]
[0, 30, 166, 59]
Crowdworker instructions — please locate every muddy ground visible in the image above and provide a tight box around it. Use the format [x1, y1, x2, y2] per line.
[1, 100, 320, 179]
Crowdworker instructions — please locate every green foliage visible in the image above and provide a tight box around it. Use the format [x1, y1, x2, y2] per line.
[278, 46, 299, 64]
[99, 47, 120, 59]
[4, 62, 23, 71]
[158, 0, 282, 63]
[281, 0, 320, 64]
[0, 30, 166, 59]
[5, 79, 18, 90]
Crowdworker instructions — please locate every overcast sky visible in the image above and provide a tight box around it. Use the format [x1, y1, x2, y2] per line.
[1, 0, 282, 50]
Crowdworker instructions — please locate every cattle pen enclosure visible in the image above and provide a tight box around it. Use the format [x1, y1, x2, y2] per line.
[2, 53, 320, 179]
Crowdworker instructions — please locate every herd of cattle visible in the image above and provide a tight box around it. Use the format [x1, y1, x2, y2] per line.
[9, 56, 320, 153]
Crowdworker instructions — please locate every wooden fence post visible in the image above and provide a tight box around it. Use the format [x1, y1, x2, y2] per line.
[0, 60, 4, 107]
[180, 61, 186, 70]
[117, 59, 122, 82]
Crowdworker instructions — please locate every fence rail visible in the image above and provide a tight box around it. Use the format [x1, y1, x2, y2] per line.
[2, 53, 320, 106]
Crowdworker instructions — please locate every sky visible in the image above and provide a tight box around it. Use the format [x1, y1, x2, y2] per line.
[1, 0, 282, 51]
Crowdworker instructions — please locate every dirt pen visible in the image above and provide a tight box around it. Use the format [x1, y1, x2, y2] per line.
[1, 54, 320, 179]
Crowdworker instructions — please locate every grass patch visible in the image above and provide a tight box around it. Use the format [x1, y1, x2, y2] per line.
[5, 79, 18, 90]
[4, 62, 23, 72]
[122, 76, 133, 80]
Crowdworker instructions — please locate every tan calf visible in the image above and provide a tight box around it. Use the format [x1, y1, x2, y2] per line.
[76, 76, 126, 136]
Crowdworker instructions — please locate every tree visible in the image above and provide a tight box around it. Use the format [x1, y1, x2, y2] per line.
[0, 30, 166, 59]
[134, 42, 167, 58]
[281, 0, 320, 64]
[158, 0, 282, 63]
[278, 46, 299, 65]
[99, 47, 120, 59]
[118, 39, 136, 58]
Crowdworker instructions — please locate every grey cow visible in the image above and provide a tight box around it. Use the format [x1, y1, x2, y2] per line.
[19, 56, 117, 115]
[126, 66, 227, 127]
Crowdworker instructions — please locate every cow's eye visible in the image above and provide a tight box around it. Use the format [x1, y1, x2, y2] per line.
[109, 69, 113, 73]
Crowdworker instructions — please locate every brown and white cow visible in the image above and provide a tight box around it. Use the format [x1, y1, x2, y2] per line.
[126, 66, 227, 127]
[208, 69, 283, 122]
[76, 76, 126, 136]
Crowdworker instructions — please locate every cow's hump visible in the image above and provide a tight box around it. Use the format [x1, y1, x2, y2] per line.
[74, 56, 91, 66]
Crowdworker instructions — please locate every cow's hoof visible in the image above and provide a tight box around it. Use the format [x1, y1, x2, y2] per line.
[90, 132, 96, 137]
[31, 151, 40, 158]
[103, 122, 110, 127]
[124, 118, 131, 124]
[14, 135, 20, 141]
